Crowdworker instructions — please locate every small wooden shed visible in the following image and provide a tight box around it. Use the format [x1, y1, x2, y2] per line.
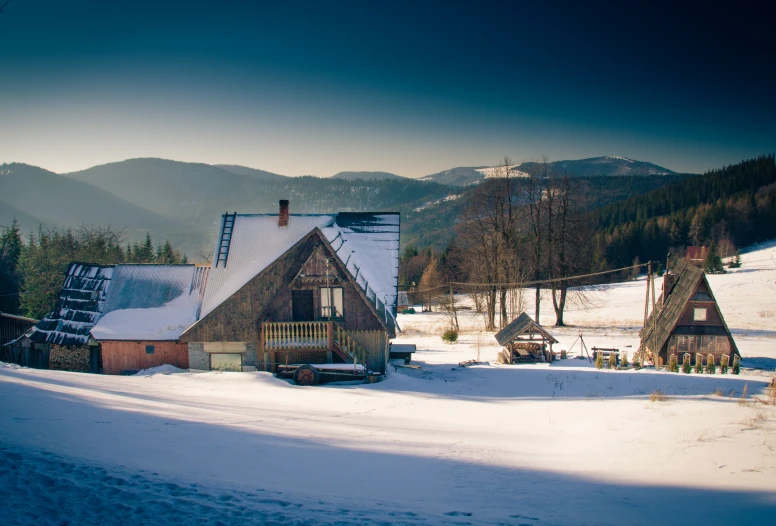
[25, 263, 114, 373]
[494, 312, 559, 363]
[91, 264, 209, 374]
[1, 312, 38, 348]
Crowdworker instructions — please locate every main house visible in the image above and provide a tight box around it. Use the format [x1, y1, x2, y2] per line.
[180, 201, 400, 376]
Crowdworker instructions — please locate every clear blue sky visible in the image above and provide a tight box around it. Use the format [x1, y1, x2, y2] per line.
[1, 1, 774, 176]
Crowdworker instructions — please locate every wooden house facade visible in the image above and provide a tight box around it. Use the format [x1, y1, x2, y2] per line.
[180, 202, 400, 376]
[641, 258, 739, 365]
[90, 264, 209, 374]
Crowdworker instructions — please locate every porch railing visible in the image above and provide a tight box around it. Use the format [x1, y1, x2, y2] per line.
[262, 321, 368, 366]
[263, 321, 329, 351]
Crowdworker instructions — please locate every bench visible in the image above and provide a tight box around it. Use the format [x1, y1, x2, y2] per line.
[390, 344, 416, 364]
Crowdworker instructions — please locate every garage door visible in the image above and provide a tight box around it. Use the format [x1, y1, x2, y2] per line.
[210, 353, 242, 371]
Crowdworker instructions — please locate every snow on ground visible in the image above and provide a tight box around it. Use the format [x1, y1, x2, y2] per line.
[1, 243, 776, 525]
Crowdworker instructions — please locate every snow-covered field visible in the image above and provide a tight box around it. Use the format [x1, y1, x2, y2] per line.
[2, 243, 776, 525]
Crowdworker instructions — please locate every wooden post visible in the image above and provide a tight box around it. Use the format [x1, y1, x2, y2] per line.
[652, 270, 658, 367]
[650, 261, 657, 312]
[640, 264, 651, 366]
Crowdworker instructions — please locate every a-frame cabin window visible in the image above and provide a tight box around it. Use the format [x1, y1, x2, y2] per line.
[320, 287, 344, 318]
[693, 308, 707, 321]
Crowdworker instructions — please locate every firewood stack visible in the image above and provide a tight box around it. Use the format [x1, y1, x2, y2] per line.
[49, 345, 91, 372]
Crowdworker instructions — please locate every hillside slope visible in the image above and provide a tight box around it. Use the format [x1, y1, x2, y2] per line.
[0, 201, 45, 233]
[422, 157, 677, 185]
[215, 164, 289, 183]
[65, 158, 269, 226]
[589, 154, 776, 268]
[419, 166, 486, 185]
[0, 163, 180, 233]
[515, 156, 675, 177]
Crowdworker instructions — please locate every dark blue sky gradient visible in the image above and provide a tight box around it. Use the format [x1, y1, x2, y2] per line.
[1, 1, 774, 175]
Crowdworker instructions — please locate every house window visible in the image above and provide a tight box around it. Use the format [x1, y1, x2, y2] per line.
[693, 308, 707, 321]
[146, 345, 155, 354]
[320, 287, 344, 318]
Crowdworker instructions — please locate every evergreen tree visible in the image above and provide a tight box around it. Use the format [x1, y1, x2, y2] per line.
[132, 233, 155, 263]
[682, 353, 692, 374]
[16, 226, 185, 318]
[668, 353, 679, 373]
[728, 251, 742, 268]
[694, 353, 703, 373]
[706, 354, 716, 374]
[702, 243, 724, 274]
[0, 219, 23, 313]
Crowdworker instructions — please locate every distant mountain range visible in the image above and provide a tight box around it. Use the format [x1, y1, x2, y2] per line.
[419, 167, 488, 185]
[418, 157, 676, 185]
[0, 162, 182, 233]
[0, 155, 686, 257]
[514, 156, 675, 178]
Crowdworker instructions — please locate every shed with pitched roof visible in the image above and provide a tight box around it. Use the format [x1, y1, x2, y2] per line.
[494, 312, 559, 363]
[640, 258, 739, 365]
[91, 264, 209, 374]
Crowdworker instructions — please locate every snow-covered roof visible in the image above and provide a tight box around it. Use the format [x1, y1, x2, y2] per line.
[201, 213, 400, 327]
[29, 263, 115, 346]
[91, 265, 209, 341]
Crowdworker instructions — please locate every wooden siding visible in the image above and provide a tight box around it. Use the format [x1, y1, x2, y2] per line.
[181, 235, 318, 344]
[0, 337, 50, 369]
[0, 313, 37, 347]
[666, 334, 732, 364]
[348, 330, 388, 374]
[101, 341, 189, 375]
[675, 301, 725, 326]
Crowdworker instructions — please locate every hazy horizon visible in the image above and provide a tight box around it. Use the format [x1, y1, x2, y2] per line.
[1, 1, 773, 177]
[0, 154, 686, 179]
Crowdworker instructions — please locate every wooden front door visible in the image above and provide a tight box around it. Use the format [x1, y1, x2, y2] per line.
[292, 290, 315, 321]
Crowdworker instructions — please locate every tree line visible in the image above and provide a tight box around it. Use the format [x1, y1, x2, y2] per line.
[401, 158, 594, 329]
[588, 155, 776, 269]
[0, 222, 186, 320]
[399, 154, 776, 330]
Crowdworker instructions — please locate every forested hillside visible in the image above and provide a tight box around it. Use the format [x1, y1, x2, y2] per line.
[589, 155, 776, 269]
[401, 173, 691, 249]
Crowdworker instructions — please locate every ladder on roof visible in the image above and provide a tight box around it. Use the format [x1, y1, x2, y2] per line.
[215, 212, 236, 268]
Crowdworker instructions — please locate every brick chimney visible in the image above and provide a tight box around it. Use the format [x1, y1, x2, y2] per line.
[279, 199, 289, 227]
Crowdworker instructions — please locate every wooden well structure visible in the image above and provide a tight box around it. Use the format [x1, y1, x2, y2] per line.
[494, 312, 559, 363]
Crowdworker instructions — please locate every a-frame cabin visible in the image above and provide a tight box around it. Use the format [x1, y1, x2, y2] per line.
[641, 258, 739, 365]
[180, 201, 400, 377]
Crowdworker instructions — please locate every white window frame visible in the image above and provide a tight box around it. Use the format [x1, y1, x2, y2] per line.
[693, 307, 707, 321]
[320, 287, 344, 318]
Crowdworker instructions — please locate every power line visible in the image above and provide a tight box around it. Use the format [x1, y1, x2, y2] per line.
[403, 262, 650, 293]
[0, 1, 13, 14]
